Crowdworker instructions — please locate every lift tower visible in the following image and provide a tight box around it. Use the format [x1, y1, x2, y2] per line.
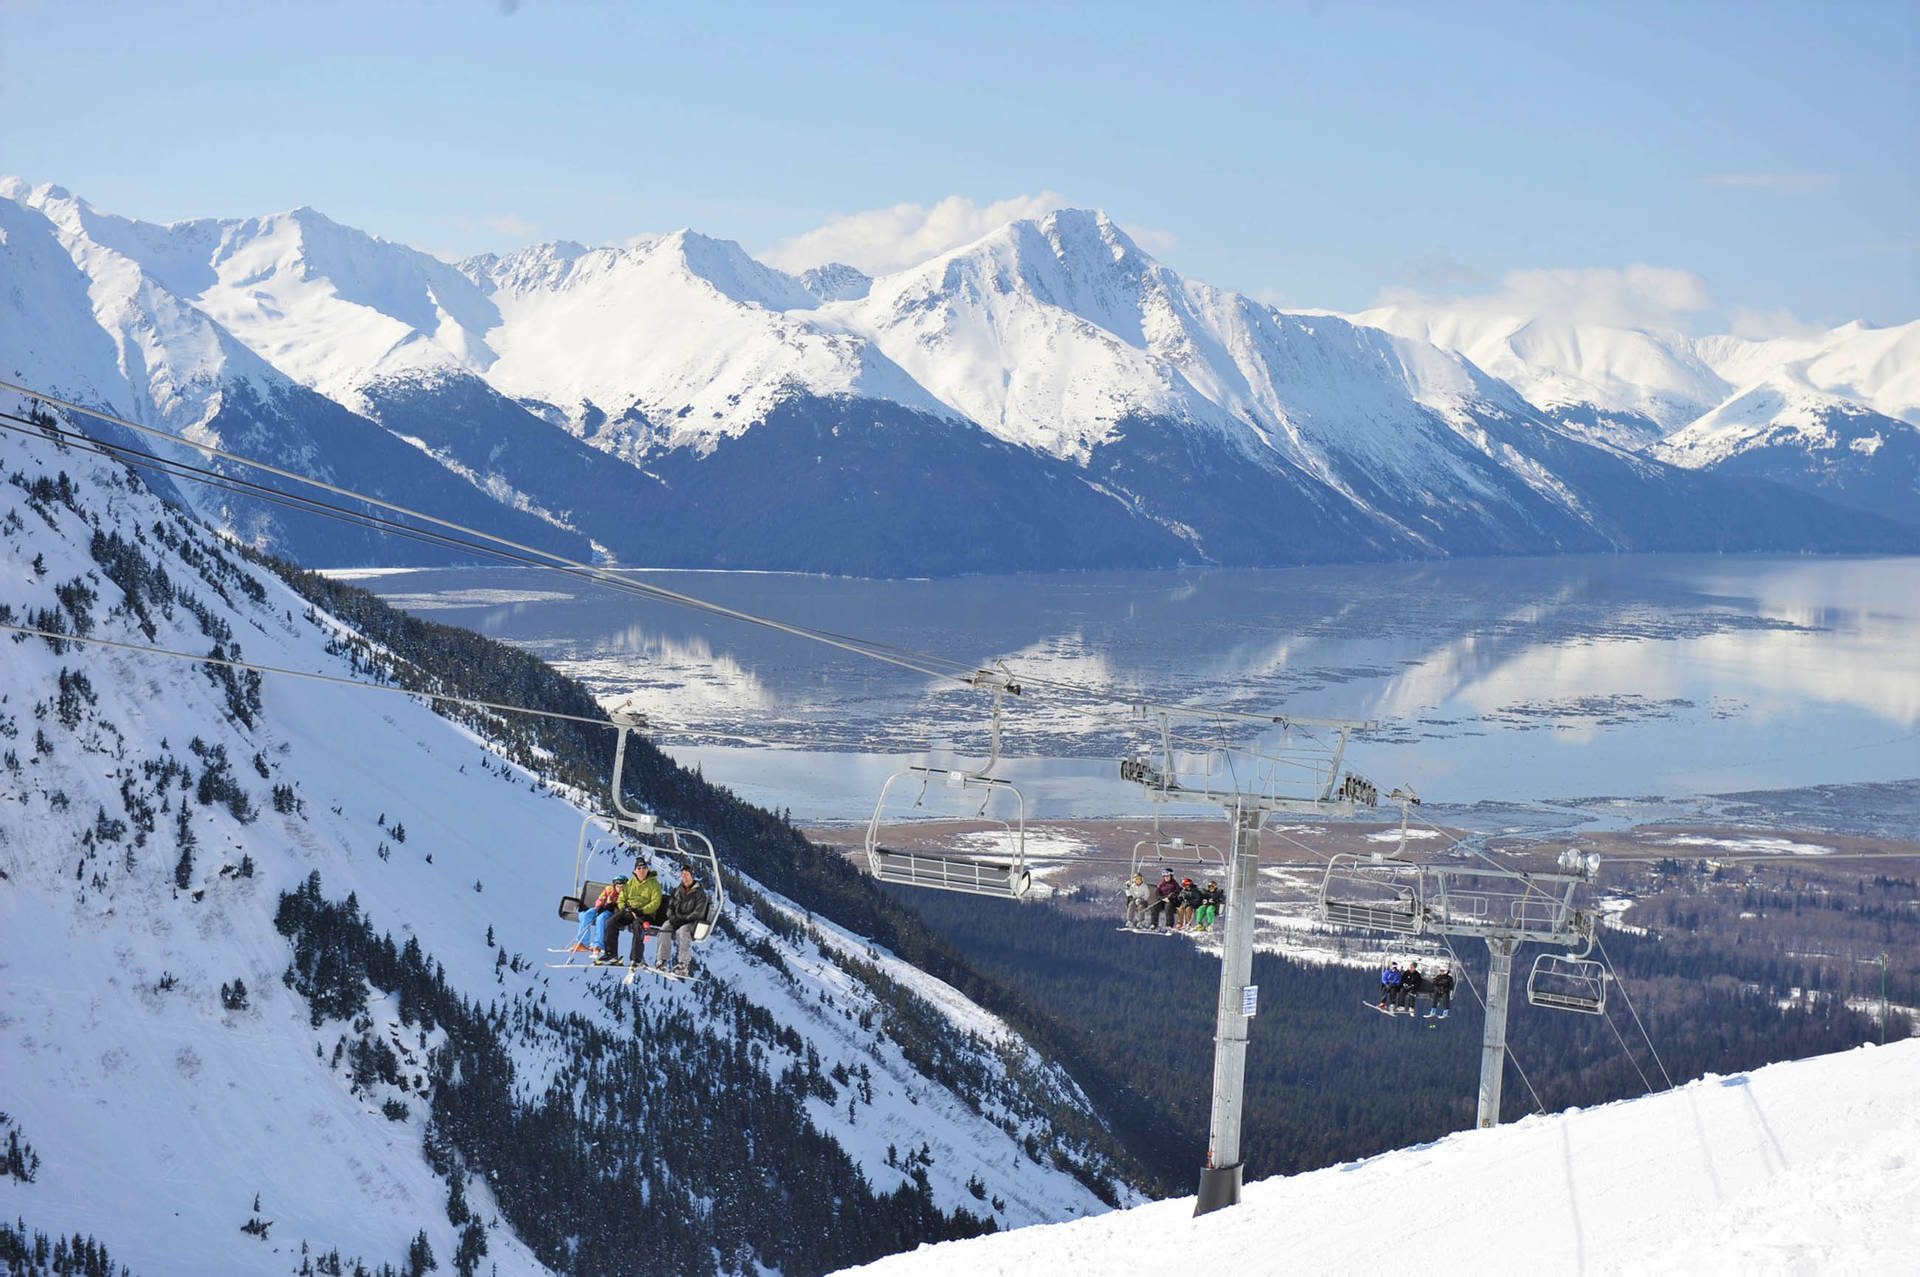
[1319, 847, 1606, 1127]
[1121, 707, 1379, 1216]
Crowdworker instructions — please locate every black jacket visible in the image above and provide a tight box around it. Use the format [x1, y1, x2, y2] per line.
[664, 882, 711, 929]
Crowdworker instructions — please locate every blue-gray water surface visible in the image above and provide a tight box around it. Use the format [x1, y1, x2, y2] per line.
[346, 555, 1920, 833]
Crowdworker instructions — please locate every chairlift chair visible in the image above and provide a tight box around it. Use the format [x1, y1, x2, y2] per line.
[1526, 951, 1610, 1015]
[1130, 835, 1226, 879]
[863, 667, 1033, 899]
[864, 766, 1032, 899]
[1318, 853, 1425, 934]
[557, 713, 727, 941]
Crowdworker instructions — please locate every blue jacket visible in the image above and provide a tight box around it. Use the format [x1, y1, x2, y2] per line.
[1380, 967, 1401, 986]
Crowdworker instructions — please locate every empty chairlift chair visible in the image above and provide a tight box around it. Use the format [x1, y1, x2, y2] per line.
[1527, 952, 1609, 1014]
[864, 766, 1032, 899]
[863, 665, 1033, 900]
[1318, 853, 1425, 934]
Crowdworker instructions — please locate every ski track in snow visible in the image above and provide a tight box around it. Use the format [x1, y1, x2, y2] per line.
[832, 1039, 1920, 1276]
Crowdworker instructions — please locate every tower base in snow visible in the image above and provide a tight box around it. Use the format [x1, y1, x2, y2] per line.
[1194, 1163, 1242, 1215]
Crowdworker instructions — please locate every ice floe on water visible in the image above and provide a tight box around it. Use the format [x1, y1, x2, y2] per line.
[1657, 834, 1836, 856]
[376, 588, 576, 609]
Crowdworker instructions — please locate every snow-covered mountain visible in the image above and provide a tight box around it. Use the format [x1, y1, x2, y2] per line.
[5, 178, 1914, 573]
[1358, 293, 1920, 523]
[834, 1038, 1920, 1275]
[0, 395, 1133, 1274]
[0, 180, 603, 568]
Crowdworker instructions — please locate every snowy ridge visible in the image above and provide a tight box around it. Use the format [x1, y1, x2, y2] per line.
[834, 1039, 1920, 1276]
[0, 402, 1126, 1274]
[4, 176, 1914, 572]
[1357, 289, 1920, 514]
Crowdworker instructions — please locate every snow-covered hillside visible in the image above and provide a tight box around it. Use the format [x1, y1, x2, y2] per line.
[834, 1038, 1920, 1276]
[0, 395, 1131, 1275]
[1358, 291, 1920, 521]
[0, 180, 596, 568]
[5, 177, 1914, 574]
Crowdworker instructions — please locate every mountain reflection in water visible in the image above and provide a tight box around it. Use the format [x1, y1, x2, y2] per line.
[349, 555, 1920, 825]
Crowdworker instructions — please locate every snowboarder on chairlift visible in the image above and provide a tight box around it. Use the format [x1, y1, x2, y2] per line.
[597, 859, 663, 965]
[1428, 967, 1454, 1019]
[1378, 961, 1401, 1009]
[1123, 874, 1152, 929]
[653, 865, 711, 977]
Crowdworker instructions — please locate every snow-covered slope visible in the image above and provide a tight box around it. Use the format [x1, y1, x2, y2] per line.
[1654, 376, 1920, 523]
[1357, 291, 1920, 519]
[0, 398, 1130, 1274]
[462, 233, 952, 458]
[834, 1038, 1920, 1276]
[0, 181, 597, 567]
[1353, 297, 1733, 445]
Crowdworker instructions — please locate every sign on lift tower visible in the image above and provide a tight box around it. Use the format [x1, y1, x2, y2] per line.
[1120, 706, 1380, 1217]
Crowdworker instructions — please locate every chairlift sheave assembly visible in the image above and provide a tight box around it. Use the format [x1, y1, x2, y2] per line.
[863, 666, 1033, 899]
[556, 711, 726, 942]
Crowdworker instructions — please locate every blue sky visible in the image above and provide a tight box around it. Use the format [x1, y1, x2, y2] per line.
[3, 0, 1913, 329]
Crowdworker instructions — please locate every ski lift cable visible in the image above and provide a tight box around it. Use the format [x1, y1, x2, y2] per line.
[0, 408, 980, 684]
[0, 622, 621, 728]
[0, 393, 979, 685]
[1593, 931, 1676, 1090]
[1, 386, 1416, 732]
[1600, 1002, 1657, 1095]
[0, 413, 570, 567]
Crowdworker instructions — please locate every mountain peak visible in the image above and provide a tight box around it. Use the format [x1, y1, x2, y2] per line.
[658, 228, 818, 310]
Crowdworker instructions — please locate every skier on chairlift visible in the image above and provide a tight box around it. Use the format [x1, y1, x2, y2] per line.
[1175, 877, 1200, 930]
[1123, 874, 1152, 930]
[572, 877, 624, 954]
[1378, 960, 1401, 1010]
[652, 865, 711, 977]
[1150, 870, 1179, 931]
[1428, 966, 1454, 1019]
[1195, 880, 1223, 932]
[597, 858, 662, 966]
[1400, 960, 1425, 1014]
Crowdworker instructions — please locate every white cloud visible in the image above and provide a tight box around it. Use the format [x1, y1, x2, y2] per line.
[761, 193, 1071, 275]
[480, 213, 540, 237]
[1727, 305, 1825, 341]
[1125, 224, 1181, 256]
[1376, 265, 1715, 332]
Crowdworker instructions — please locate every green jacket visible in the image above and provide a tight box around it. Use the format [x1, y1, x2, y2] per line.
[620, 872, 663, 919]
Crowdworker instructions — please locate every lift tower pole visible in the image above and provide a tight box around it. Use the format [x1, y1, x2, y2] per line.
[1121, 706, 1377, 1216]
[1319, 849, 1604, 1132]
[1477, 935, 1517, 1128]
[1197, 803, 1266, 1214]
